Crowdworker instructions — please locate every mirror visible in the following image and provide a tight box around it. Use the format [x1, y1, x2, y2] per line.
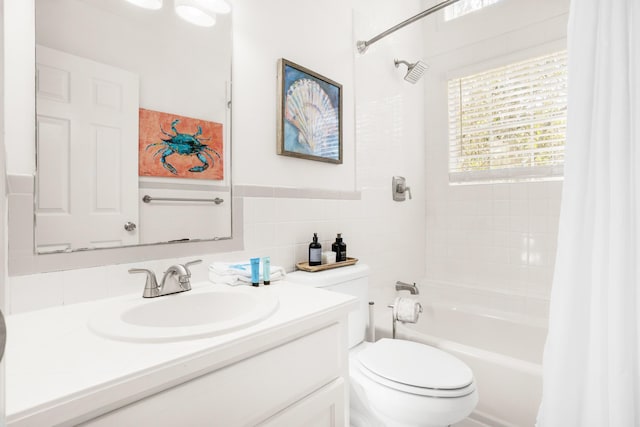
[34, 0, 232, 253]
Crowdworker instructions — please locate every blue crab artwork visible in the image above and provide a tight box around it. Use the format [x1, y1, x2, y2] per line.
[146, 119, 221, 175]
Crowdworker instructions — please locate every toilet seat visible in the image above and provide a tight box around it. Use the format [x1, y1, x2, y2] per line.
[355, 339, 475, 398]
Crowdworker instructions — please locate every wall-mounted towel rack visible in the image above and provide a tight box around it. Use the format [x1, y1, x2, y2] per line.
[142, 195, 224, 205]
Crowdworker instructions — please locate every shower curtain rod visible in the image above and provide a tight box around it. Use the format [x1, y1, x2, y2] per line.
[356, 0, 462, 54]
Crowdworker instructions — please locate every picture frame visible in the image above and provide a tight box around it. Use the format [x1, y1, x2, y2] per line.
[277, 58, 343, 164]
[138, 108, 224, 180]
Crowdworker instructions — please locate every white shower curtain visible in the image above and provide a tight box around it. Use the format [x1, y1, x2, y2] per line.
[537, 0, 640, 426]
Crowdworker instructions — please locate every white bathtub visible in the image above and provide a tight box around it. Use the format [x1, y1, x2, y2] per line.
[394, 303, 546, 427]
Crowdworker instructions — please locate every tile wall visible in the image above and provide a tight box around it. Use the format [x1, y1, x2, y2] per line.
[423, 180, 562, 322]
[8, 185, 426, 314]
[419, 0, 570, 324]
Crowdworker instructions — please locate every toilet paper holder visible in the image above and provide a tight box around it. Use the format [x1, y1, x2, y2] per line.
[387, 297, 423, 339]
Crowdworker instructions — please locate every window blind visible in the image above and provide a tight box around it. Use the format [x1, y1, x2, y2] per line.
[448, 50, 567, 183]
[444, 0, 502, 21]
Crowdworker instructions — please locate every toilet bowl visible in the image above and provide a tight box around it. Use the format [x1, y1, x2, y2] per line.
[287, 265, 478, 427]
[349, 339, 477, 427]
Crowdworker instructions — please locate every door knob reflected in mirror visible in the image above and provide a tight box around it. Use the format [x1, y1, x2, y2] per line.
[124, 222, 137, 232]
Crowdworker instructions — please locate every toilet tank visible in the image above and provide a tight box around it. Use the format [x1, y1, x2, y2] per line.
[287, 264, 369, 348]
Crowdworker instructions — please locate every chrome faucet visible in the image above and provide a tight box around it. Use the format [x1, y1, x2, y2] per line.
[129, 259, 202, 298]
[395, 281, 419, 295]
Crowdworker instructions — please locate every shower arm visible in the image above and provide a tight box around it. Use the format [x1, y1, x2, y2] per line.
[356, 0, 462, 54]
[394, 59, 412, 68]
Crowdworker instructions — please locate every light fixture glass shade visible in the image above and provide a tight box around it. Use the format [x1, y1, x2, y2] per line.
[207, 0, 231, 14]
[174, 0, 220, 27]
[124, 0, 163, 10]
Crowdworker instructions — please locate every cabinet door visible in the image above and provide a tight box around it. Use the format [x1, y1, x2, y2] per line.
[259, 378, 345, 427]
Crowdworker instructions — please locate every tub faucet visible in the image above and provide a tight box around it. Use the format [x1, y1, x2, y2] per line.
[395, 281, 419, 295]
[129, 259, 202, 298]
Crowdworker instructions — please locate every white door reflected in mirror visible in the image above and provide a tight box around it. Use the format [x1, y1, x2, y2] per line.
[36, 46, 140, 252]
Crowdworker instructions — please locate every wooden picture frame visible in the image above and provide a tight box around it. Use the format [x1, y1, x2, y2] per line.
[277, 58, 343, 164]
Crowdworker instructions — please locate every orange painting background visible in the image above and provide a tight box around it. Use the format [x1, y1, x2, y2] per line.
[138, 108, 224, 180]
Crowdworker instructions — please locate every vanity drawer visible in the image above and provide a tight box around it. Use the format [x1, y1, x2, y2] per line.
[82, 323, 344, 426]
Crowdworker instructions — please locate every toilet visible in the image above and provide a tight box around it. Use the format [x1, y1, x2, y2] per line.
[287, 264, 478, 427]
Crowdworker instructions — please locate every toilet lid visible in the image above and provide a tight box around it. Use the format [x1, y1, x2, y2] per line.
[357, 339, 474, 390]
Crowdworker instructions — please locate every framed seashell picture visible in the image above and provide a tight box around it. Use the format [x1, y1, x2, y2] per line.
[277, 58, 343, 164]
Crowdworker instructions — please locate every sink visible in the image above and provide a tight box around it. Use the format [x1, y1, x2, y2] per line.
[89, 286, 279, 343]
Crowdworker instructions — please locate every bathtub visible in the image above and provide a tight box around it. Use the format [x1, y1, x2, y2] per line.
[394, 303, 547, 427]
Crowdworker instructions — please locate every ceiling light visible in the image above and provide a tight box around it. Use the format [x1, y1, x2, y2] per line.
[124, 0, 163, 10]
[175, 0, 226, 27]
[206, 0, 231, 14]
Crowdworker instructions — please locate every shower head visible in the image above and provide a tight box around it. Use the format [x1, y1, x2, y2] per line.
[394, 59, 428, 84]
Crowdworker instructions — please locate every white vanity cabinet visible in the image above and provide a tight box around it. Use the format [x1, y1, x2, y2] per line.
[7, 283, 356, 427]
[81, 324, 347, 427]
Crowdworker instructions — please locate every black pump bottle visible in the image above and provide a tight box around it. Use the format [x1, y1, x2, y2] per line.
[332, 233, 347, 262]
[309, 233, 322, 266]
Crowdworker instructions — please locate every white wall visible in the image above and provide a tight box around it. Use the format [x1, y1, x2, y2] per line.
[6, 0, 427, 316]
[4, 0, 34, 175]
[232, 0, 357, 190]
[421, 0, 570, 320]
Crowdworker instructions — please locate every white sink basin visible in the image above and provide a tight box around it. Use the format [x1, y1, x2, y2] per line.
[89, 286, 279, 343]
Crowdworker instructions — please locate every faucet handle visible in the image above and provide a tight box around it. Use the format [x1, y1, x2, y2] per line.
[174, 260, 202, 291]
[129, 268, 159, 298]
[405, 186, 412, 200]
[397, 182, 412, 200]
[184, 259, 202, 270]
[182, 259, 202, 277]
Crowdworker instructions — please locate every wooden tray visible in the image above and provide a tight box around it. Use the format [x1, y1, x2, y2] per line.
[295, 257, 358, 272]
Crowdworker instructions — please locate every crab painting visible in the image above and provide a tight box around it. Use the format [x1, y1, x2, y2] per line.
[145, 119, 221, 175]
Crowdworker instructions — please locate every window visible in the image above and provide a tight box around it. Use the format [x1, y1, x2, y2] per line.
[448, 50, 567, 183]
[444, 0, 503, 21]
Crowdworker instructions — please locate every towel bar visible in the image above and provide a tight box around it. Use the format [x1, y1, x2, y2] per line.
[142, 195, 224, 204]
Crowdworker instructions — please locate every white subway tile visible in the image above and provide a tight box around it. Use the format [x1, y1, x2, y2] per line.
[62, 267, 109, 306]
[509, 183, 530, 199]
[251, 198, 278, 224]
[509, 199, 529, 217]
[252, 221, 276, 249]
[509, 215, 529, 232]
[10, 272, 64, 314]
[529, 215, 549, 233]
[528, 198, 550, 216]
[493, 215, 511, 232]
[106, 263, 146, 297]
[492, 183, 510, 200]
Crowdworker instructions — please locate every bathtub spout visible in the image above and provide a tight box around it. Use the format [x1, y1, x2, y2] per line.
[395, 281, 419, 295]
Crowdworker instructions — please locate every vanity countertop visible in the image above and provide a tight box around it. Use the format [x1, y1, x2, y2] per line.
[5, 281, 357, 426]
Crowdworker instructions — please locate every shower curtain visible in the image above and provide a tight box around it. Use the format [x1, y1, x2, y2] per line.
[537, 0, 640, 425]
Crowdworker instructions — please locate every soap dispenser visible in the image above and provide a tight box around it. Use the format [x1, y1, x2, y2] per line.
[332, 233, 347, 262]
[309, 233, 322, 266]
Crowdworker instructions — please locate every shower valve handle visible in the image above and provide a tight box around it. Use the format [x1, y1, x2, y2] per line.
[400, 184, 412, 200]
[392, 176, 412, 201]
